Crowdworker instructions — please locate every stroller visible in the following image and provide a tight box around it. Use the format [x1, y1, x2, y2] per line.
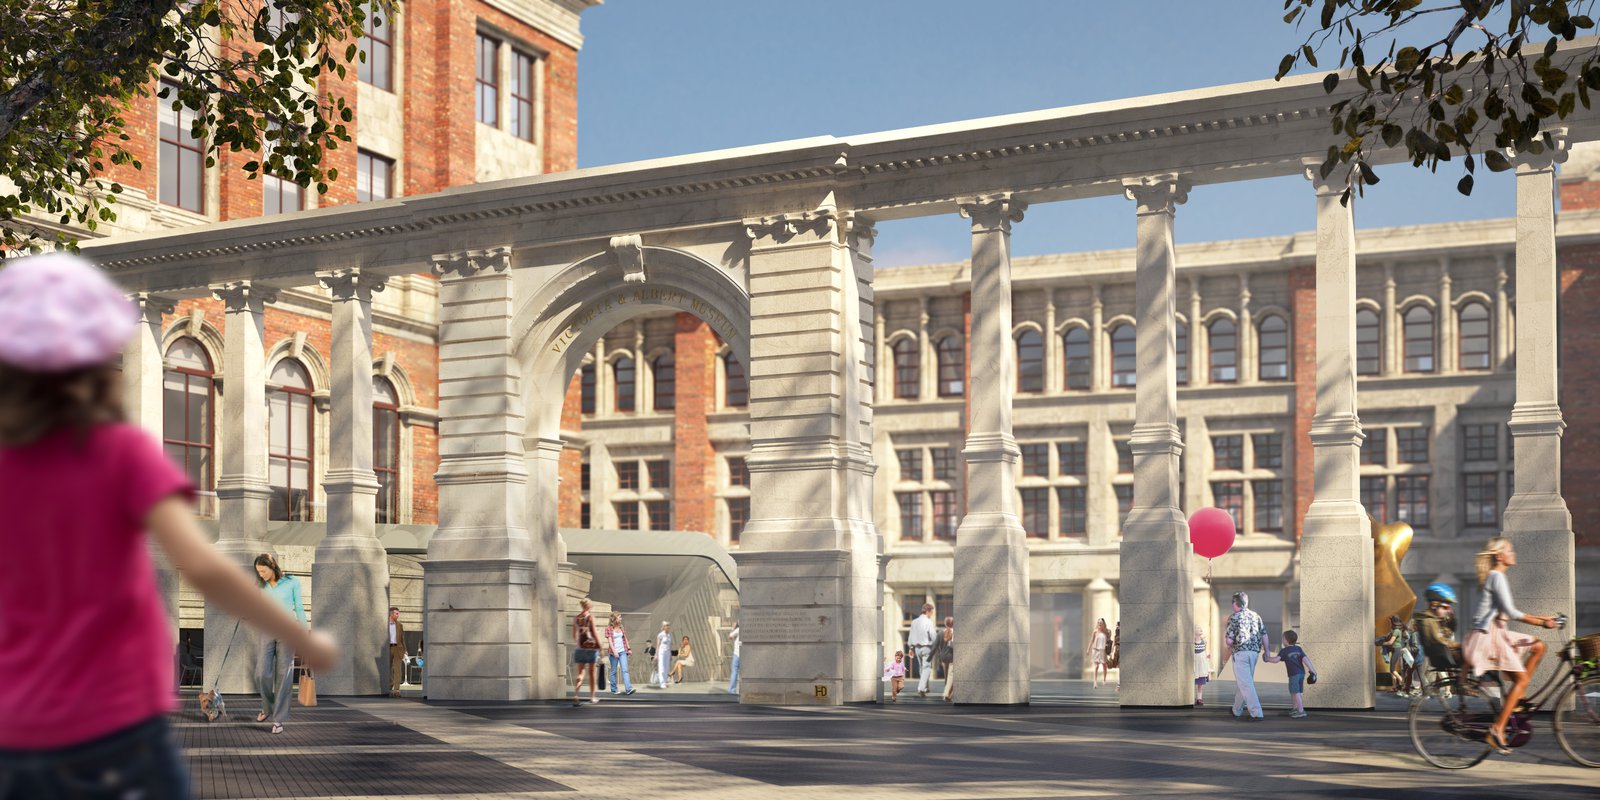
[198, 620, 243, 722]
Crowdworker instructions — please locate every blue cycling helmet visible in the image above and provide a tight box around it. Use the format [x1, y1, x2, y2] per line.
[1425, 582, 1457, 604]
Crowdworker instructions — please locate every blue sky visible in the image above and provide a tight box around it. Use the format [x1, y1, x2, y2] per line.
[576, 1, 1518, 267]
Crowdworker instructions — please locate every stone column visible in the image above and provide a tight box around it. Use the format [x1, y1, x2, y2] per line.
[1299, 161, 1375, 709]
[1439, 258, 1456, 372]
[525, 435, 567, 693]
[1504, 137, 1576, 681]
[207, 281, 278, 693]
[953, 194, 1030, 705]
[1090, 287, 1106, 391]
[424, 247, 542, 700]
[125, 294, 181, 638]
[1382, 265, 1398, 377]
[1086, 418, 1113, 545]
[1118, 174, 1194, 708]
[1494, 257, 1511, 371]
[1188, 278, 1207, 388]
[313, 268, 390, 696]
[918, 298, 933, 400]
[590, 440, 618, 529]
[734, 208, 882, 705]
[1238, 274, 1254, 383]
[1044, 290, 1058, 393]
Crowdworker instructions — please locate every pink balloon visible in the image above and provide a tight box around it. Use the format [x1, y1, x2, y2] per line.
[1188, 507, 1237, 559]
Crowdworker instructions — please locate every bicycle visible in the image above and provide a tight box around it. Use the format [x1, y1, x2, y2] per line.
[1409, 615, 1600, 769]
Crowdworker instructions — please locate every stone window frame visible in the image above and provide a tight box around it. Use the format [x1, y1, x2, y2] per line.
[1455, 295, 1494, 372]
[1395, 474, 1431, 529]
[1358, 414, 1434, 530]
[888, 332, 920, 400]
[162, 335, 217, 497]
[1018, 432, 1091, 541]
[647, 348, 675, 412]
[1020, 487, 1050, 538]
[475, 32, 500, 127]
[1014, 324, 1045, 394]
[157, 80, 208, 215]
[1400, 298, 1438, 374]
[358, 0, 395, 91]
[1208, 422, 1292, 538]
[373, 375, 403, 525]
[1205, 312, 1239, 384]
[1458, 413, 1513, 531]
[1061, 324, 1093, 391]
[160, 318, 226, 516]
[472, 23, 546, 145]
[934, 332, 965, 398]
[609, 351, 637, 413]
[578, 358, 596, 415]
[1107, 319, 1137, 388]
[1255, 310, 1291, 382]
[716, 450, 752, 548]
[356, 149, 395, 202]
[266, 355, 321, 522]
[1355, 301, 1383, 376]
[890, 440, 962, 544]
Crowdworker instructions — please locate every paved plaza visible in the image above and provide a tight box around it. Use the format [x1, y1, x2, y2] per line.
[175, 684, 1591, 799]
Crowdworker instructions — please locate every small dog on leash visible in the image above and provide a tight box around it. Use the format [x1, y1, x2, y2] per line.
[199, 689, 226, 722]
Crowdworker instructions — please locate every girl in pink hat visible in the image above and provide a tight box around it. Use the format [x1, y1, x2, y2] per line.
[0, 254, 338, 799]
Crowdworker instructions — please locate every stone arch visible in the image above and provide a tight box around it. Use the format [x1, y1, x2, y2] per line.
[514, 244, 752, 442]
[161, 315, 224, 371]
[266, 337, 331, 395]
[373, 355, 420, 410]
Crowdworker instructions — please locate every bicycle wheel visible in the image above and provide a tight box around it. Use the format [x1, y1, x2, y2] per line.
[1554, 677, 1600, 768]
[1409, 687, 1494, 769]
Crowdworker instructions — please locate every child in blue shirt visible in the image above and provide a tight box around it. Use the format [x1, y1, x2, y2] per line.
[1267, 629, 1318, 718]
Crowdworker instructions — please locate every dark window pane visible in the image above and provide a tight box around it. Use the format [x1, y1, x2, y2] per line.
[1459, 302, 1491, 370]
[1175, 321, 1189, 386]
[1462, 424, 1498, 462]
[616, 502, 639, 530]
[647, 460, 670, 490]
[728, 457, 749, 487]
[1253, 479, 1283, 532]
[580, 364, 596, 414]
[1064, 328, 1091, 390]
[931, 491, 958, 540]
[893, 338, 920, 399]
[1016, 330, 1043, 393]
[1212, 435, 1243, 471]
[1463, 472, 1498, 525]
[1361, 476, 1388, 523]
[1252, 434, 1282, 469]
[1258, 315, 1289, 380]
[1396, 427, 1429, 464]
[1361, 428, 1388, 466]
[1021, 443, 1048, 477]
[937, 337, 964, 397]
[1115, 484, 1134, 530]
[1209, 318, 1237, 383]
[728, 497, 749, 543]
[476, 34, 499, 126]
[613, 357, 636, 412]
[1356, 308, 1381, 375]
[897, 448, 923, 481]
[1116, 439, 1133, 474]
[1020, 488, 1049, 537]
[647, 500, 671, 531]
[653, 354, 675, 411]
[931, 447, 958, 481]
[616, 460, 639, 490]
[1395, 475, 1430, 528]
[1056, 441, 1086, 476]
[897, 492, 923, 539]
[1212, 481, 1244, 528]
[1111, 325, 1136, 387]
[1404, 305, 1435, 373]
[724, 355, 747, 407]
[1057, 486, 1086, 535]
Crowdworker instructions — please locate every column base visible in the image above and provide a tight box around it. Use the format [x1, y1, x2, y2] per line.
[732, 532, 880, 706]
[1299, 506, 1375, 710]
[310, 558, 390, 696]
[954, 513, 1029, 705]
[422, 558, 538, 701]
[1499, 524, 1575, 691]
[1117, 533, 1194, 708]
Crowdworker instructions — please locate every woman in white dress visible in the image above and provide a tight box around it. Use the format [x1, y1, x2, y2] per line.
[1087, 618, 1110, 688]
[1193, 625, 1212, 706]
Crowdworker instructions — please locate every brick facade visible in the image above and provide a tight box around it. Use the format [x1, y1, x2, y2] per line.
[558, 372, 583, 528]
[672, 313, 719, 535]
[1560, 181, 1600, 547]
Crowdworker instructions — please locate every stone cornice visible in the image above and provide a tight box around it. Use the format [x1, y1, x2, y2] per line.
[476, 0, 599, 51]
[431, 246, 513, 278]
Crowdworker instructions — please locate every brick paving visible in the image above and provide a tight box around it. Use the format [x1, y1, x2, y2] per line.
[174, 686, 1595, 799]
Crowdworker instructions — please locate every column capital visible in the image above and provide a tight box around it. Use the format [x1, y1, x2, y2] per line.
[210, 281, 278, 312]
[1301, 157, 1356, 195]
[1122, 174, 1190, 215]
[431, 245, 512, 278]
[744, 208, 836, 246]
[1508, 128, 1570, 171]
[842, 211, 877, 256]
[131, 292, 176, 320]
[957, 194, 1027, 233]
[608, 235, 647, 283]
[317, 267, 388, 302]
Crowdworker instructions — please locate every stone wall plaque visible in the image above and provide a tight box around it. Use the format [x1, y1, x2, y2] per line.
[741, 609, 832, 643]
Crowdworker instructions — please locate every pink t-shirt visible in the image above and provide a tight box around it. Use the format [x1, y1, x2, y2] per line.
[0, 422, 193, 749]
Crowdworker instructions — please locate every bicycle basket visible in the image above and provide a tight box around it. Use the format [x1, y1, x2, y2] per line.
[1577, 632, 1600, 662]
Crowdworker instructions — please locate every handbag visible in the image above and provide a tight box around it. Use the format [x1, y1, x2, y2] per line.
[298, 670, 318, 707]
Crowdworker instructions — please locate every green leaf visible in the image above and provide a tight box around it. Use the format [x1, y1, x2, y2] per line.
[1277, 53, 1296, 80]
[1483, 150, 1512, 172]
[1395, 46, 1422, 72]
[1303, 45, 1318, 69]
[1382, 124, 1403, 147]
[1323, 72, 1339, 93]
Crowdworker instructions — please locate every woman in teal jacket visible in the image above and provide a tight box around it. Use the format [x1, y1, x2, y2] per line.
[253, 553, 307, 734]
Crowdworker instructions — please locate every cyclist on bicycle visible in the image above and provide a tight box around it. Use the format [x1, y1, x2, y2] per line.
[1461, 537, 1561, 754]
[1414, 582, 1461, 673]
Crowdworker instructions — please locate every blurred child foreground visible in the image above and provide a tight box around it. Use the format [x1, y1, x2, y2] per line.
[0, 253, 338, 799]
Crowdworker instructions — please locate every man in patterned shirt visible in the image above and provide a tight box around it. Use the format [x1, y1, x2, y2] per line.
[1219, 591, 1268, 721]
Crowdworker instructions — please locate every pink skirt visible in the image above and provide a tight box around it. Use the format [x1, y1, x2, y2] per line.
[1462, 618, 1539, 677]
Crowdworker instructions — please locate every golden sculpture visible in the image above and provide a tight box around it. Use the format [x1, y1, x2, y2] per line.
[1372, 516, 1416, 687]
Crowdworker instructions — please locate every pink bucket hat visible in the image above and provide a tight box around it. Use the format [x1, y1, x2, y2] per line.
[0, 253, 138, 372]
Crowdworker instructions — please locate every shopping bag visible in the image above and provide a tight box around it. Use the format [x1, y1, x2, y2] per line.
[298, 671, 318, 707]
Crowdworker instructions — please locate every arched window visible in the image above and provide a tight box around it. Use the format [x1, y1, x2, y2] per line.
[613, 356, 635, 412]
[1356, 308, 1381, 375]
[1015, 329, 1043, 393]
[652, 353, 676, 411]
[1208, 318, 1237, 383]
[1175, 320, 1189, 386]
[579, 363, 596, 414]
[892, 338, 919, 399]
[268, 359, 315, 521]
[724, 353, 747, 407]
[1110, 324, 1136, 387]
[936, 336, 964, 397]
[1063, 328, 1091, 390]
[1403, 305, 1436, 373]
[1258, 314, 1289, 380]
[1459, 301, 1491, 370]
[163, 337, 214, 490]
[373, 376, 401, 524]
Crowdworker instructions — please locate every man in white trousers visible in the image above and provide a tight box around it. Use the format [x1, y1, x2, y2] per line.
[1220, 591, 1268, 721]
[907, 603, 937, 698]
[654, 621, 674, 689]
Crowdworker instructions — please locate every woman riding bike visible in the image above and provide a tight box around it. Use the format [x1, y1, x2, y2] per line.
[1461, 537, 1561, 754]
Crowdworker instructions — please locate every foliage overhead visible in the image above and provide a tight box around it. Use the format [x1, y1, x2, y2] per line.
[0, 0, 391, 251]
[1278, 0, 1599, 201]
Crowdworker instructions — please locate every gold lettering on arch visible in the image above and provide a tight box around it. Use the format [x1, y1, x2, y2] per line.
[548, 289, 736, 354]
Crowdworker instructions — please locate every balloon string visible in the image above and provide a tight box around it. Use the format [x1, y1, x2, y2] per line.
[1204, 558, 1212, 584]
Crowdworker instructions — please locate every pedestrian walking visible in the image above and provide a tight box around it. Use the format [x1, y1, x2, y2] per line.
[604, 613, 635, 695]
[1219, 591, 1268, 721]
[653, 621, 674, 689]
[1088, 618, 1110, 688]
[934, 617, 956, 701]
[882, 650, 907, 701]
[1461, 537, 1560, 753]
[571, 599, 601, 706]
[0, 253, 336, 799]
[1193, 625, 1212, 706]
[727, 620, 741, 694]
[1111, 620, 1122, 690]
[387, 606, 407, 697]
[253, 553, 306, 734]
[670, 635, 695, 684]
[1265, 630, 1317, 718]
[908, 603, 937, 697]
[1376, 615, 1409, 693]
